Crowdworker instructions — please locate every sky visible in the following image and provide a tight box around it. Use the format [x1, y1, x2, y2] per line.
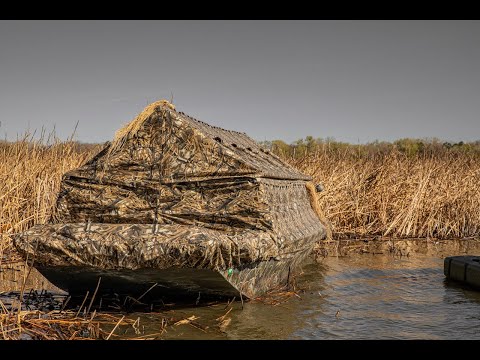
[0, 20, 479, 144]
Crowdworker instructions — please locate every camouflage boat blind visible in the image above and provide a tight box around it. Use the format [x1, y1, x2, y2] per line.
[18, 178, 322, 268]
[14, 100, 326, 295]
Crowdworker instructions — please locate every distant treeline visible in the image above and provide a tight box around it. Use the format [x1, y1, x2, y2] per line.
[259, 137, 480, 159]
[3, 136, 479, 159]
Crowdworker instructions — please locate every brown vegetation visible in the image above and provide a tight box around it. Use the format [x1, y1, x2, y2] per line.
[1, 133, 479, 264]
[277, 138, 480, 240]
[0, 307, 137, 340]
[0, 132, 99, 262]
[1, 132, 479, 340]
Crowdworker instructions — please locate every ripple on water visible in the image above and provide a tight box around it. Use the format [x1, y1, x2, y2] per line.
[2, 251, 480, 339]
[287, 254, 480, 339]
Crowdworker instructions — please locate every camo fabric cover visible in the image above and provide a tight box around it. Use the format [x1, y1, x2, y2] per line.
[14, 101, 326, 273]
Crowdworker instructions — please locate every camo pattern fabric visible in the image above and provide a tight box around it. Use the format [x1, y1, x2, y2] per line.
[14, 101, 326, 271]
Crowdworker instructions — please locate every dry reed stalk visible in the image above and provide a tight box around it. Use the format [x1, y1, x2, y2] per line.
[86, 277, 102, 315]
[106, 315, 125, 340]
[0, 308, 138, 340]
[75, 291, 90, 318]
[287, 146, 480, 240]
[305, 181, 332, 240]
[0, 132, 99, 257]
[2, 127, 480, 271]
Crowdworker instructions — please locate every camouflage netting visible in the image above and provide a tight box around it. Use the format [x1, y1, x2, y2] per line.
[14, 100, 326, 293]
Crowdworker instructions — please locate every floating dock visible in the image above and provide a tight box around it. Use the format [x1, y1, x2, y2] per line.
[444, 255, 480, 289]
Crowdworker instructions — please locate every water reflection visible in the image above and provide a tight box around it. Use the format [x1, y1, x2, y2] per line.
[127, 253, 480, 339]
[289, 254, 480, 339]
[2, 251, 480, 339]
[0, 263, 62, 293]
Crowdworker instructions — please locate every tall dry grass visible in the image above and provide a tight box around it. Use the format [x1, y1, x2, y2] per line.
[0, 132, 99, 261]
[1, 133, 479, 263]
[286, 146, 480, 240]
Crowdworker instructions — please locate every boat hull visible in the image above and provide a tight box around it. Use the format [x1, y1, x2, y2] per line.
[36, 266, 240, 304]
[35, 244, 312, 304]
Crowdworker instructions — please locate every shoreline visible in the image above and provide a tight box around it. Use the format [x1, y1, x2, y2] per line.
[2, 237, 479, 294]
[2, 237, 479, 340]
[314, 237, 480, 258]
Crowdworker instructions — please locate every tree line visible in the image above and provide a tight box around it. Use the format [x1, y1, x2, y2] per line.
[259, 137, 480, 159]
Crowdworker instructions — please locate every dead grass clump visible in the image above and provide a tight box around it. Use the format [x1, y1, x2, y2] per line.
[0, 131, 99, 262]
[286, 146, 480, 240]
[0, 308, 139, 340]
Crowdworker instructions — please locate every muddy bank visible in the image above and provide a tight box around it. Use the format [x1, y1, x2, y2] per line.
[314, 238, 480, 258]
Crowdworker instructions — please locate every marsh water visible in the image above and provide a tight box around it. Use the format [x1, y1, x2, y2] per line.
[2, 249, 480, 339]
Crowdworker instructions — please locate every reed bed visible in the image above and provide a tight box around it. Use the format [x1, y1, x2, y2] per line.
[1, 133, 479, 262]
[284, 145, 480, 240]
[0, 132, 99, 262]
[3, 134, 478, 340]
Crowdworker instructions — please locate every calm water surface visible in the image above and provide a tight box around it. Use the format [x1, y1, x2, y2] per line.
[129, 254, 480, 339]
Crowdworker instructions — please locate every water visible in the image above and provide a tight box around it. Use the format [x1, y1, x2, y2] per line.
[287, 255, 480, 339]
[128, 254, 480, 339]
[2, 251, 480, 339]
